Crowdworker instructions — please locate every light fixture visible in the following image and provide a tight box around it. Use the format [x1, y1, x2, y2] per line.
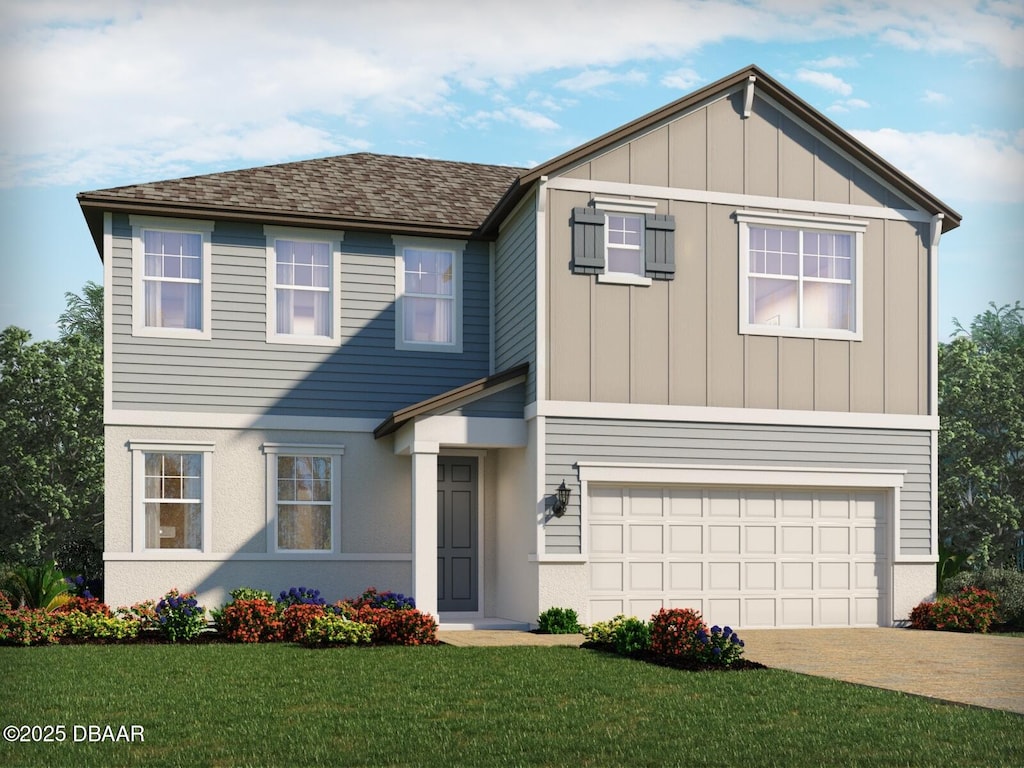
[551, 480, 571, 517]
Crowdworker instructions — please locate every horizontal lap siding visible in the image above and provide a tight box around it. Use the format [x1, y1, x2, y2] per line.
[494, 196, 537, 402]
[110, 217, 491, 419]
[544, 418, 931, 556]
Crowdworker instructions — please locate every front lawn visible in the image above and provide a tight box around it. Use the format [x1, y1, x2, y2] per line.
[2, 644, 1020, 767]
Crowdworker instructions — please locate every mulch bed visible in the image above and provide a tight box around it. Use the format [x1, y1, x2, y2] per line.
[581, 641, 767, 671]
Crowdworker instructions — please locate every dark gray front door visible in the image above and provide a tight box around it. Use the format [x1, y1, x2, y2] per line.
[437, 456, 478, 612]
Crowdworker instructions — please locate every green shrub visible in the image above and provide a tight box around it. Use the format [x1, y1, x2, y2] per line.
[942, 568, 1024, 629]
[302, 614, 374, 647]
[55, 612, 140, 642]
[537, 607, 581, 634]
[0, 561, 71, 610]
[217, 599, 283, 643]
[229, 587, 274, 603]
[612, 617, 651, 656]
[0, 608, 61, 646]
[154, 589, 206, 642]
[582, 615, 627, 648]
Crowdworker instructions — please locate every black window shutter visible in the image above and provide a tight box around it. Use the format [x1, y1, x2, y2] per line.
[571, 207, 605, 274]
[644, 213, 676, 280]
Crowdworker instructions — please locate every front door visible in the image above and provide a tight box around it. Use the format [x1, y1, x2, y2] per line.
[437, 456, 478, 612]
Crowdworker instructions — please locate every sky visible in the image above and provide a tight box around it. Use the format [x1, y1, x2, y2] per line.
[0, 0, 1021, 342]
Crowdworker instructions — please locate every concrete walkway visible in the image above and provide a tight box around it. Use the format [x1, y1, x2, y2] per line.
[436, 628, 1024, 715]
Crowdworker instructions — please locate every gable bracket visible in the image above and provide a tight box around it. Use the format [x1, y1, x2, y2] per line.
[743, 75, 757, 118]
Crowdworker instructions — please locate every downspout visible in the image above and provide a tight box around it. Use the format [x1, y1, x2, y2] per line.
[929, 212, 943, 563]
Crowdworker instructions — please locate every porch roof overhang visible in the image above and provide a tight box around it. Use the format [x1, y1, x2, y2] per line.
[373, 363, 529, 440]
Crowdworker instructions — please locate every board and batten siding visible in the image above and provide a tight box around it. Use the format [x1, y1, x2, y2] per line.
[494, 192, 537, 402]
[109, 216, 492, 419]
[546, 90, 930, 417]
[543, 419, 932, 557]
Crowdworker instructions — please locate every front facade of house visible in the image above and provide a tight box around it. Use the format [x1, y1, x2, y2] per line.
[80, 67, 959, 628]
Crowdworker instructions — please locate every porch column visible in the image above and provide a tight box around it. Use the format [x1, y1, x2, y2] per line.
[410, 443, 439, 617]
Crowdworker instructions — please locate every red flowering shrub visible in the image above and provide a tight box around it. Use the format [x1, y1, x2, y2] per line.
[910, 588, 998, 633]
[282, 604, 327, 642]
[351, 606, 438, 645]
[909, 601, 936, 630]
[650, 608, 707, 659]
[218, 599, 283, 643]
[53, 597, 112, 617]
[0, 608, 61, 646]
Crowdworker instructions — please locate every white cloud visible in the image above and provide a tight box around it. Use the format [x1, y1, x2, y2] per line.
[805, 55, 859, 68]
[826, 97, 870, 113]
[0, 0, 1021, 187]
[922, 90, 949, 104]
[464, 107, 560, 132]
[661, 67, 703, 91]
[795, 69, 853, 95]
[851, 128, 1024, 205]
[555, 69, 646, 92]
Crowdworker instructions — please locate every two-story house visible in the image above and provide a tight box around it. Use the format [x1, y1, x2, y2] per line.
[78, 66, 959, 628]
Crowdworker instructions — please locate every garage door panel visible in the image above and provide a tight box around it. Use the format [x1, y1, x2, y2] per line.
[745, 526, 776, 554]
[781, 526, 813, 554]
[587, 485, 888, 628]
[708, 599, 740, 627]
[708, 562, 740, 590]
[820, 597, 850, 625]
[745, 561, 776, 589]
[819, 527, 851, 554]
[591, 562, 623, 591]
[669, 525, 702, 553]
[819, 561, 850, 589]
[781, 561, 813, 589]
[591, 524, 623, 554]
[669, 562, 702, 590]
[668, 489, 702, 516]
[709, 525, 740, 554]
[629, 524, 663, 553]
[629, 561, 663, 591]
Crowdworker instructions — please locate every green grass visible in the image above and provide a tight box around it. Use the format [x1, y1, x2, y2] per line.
[1, 644, 1021, 767]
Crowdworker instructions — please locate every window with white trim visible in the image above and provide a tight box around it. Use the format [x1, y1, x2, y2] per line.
[129, 440, 214, 552]
[131, 216, 213, 339]
[736, 211, 866, 341]
[265, 227, 341, 345]
[263, 444, 343, 553]
[394, 236, 464, 352]
[605, 213, 644, 277]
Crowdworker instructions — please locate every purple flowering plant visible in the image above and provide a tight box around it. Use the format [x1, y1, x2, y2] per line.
[154, 588, 206, 642]
[278, 586, 327, 607]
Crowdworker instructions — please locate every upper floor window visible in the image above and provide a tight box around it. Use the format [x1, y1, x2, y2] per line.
[736, 211, 867, 341]
[393, 236, 464, 353]
[265, 226, 342, 346]
[131, 216, 213, 340]
[571, 199, 675, 285]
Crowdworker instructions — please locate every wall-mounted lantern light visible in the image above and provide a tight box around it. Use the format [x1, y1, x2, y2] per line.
[551, 480, 571, 517]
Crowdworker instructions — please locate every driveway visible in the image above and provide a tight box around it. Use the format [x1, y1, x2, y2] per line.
[739, 628, 1024, 715]
[438, 627, 1024, 715]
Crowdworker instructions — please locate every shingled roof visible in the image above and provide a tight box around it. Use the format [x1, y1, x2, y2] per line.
[78, 153, 525, 250]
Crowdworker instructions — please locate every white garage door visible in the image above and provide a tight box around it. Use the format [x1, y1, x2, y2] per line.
[587, 486, 889, 628]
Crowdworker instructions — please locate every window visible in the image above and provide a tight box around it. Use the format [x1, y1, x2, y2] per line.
[131, 216, 213, 339]
[129, 441, 214, 553]
[605, 214, 644, 277]
[263, 444, 343, 553]
[394, 236, 464, 352]
[570, 201, 675, 284]
[265, 227, 341, 345]
[736, 211, 866, 341]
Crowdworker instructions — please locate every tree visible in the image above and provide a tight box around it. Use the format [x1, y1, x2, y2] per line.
[0, 282, 103, 579]
[938, 302, 1024, 569]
